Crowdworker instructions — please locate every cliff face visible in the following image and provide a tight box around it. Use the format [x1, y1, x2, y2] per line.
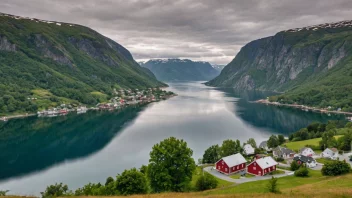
[141, 59, 220, 81]
[206, 20, 352, 92]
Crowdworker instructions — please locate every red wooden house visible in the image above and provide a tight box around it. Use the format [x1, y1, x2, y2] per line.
[215, 153, 247, 175]
[247, 156, 278, 176]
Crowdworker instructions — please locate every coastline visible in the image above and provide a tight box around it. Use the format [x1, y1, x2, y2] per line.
[0, 94, 177, 122]
[254, 99, 352, 116]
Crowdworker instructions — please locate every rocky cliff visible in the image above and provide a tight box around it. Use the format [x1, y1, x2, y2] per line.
[206, 20, 352, 92]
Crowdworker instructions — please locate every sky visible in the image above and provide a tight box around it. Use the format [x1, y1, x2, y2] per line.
[1, 0, 352, 64]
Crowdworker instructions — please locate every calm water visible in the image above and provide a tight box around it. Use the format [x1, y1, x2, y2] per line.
[0, 81, 344, 195]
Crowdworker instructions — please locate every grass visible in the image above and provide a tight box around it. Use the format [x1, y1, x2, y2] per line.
[268, 170, 285, 175]
[316, 158, 333, 164]
[282, 135, 343, 151]
[277, 166, 291, 171]
[229, 174, 241, 179]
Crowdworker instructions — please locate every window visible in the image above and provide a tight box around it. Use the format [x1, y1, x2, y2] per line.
[233, 167, 235, 170]
[253, 167, 256, 170]
[218, 166, 220, 169]
[242, 164, 244, 168]
[225, 168, 228, 171]
[254, 163, 256, 166]
[236, 165, 238, 169]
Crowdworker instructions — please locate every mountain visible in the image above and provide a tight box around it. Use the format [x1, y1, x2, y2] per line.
[141, 59, 220, 81]
[212, 64, 226, 72]
[206, 20, 352, 111]
[0, 13, 165, 114]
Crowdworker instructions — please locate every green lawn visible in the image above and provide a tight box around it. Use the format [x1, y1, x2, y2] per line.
[229, 174, 241, 179]
[268, 170, 285, 175]
[282, 135, 342, 151]
[316, 158, 333, 164]
[204, 170, 324, 195]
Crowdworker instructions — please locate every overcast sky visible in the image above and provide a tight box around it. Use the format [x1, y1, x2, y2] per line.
[1, 0, 352, 64]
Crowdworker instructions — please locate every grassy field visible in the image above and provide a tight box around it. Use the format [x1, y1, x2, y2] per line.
[54, 172, 352, 198]
[282, 135, 343, 151]
[268, 170, 285, 175]
[316, 158, 333, 164]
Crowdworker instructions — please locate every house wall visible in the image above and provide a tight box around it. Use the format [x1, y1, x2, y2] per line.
[229, 162, 246, 174]
[247, 162, 276, 176]
[216, 159, 230, 174]
[302, 149, 315, 157]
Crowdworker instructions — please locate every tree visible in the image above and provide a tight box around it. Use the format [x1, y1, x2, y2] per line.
[290, 160, 300, 171]
[195, 173, 218, 191]
[345, 122, 352, 128]
[139, 165, 148, 175]
[202, 145, 220, 164]
[41, 183, 70, 198]
[320, 131, 336, 150]
[147, 137, 196, 192]
[246, 138, 257, 148]
[105, 177, 114, 186]
[116, 168, 148, 195]
[321, 160, 351, 176]
[267, 176, 279, 193]
[277, 135, 285, 145]
[220, 139, 237, 157]
[294, 166, 309, 177]
[267, 135, 279, 148]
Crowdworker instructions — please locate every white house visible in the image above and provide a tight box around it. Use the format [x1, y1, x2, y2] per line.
[259, 141, 270, 151]
[272, 146, 295, 159]
[293, 155, 317, 168]
[321, 148, 339, 160]
[299, 147, 316, 157]
[243, 144, 255, 156]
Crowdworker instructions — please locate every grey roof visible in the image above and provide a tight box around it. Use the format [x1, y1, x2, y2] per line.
[299, 147, 312, 153]
[259, 141, 267, 148]
[293, 155, 315, 163]
[273, 146, 295, 155]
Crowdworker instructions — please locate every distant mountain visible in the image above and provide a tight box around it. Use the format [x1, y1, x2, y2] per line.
[141, 59, 220, 81]
[206, 20, 352, 111]
[212, 64, 226, 72]
[0, 13, 165, 114]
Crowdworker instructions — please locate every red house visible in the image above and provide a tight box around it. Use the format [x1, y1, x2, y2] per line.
[247, 156, 278, 176]
[215, 153, 247, 175]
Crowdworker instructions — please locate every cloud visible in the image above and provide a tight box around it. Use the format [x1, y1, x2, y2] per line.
[1, 0, 352, 64]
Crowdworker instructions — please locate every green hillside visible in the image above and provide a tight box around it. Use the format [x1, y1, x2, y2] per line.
[0, 13, 165, 115]
[206, 20, 352, 111]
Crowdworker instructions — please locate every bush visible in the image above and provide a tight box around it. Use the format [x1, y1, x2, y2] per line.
[195, 173, 218, 191]
[267, 176, 280, 193]
[116, 168, 148, 195]
[290, 160, 300, 171]
[41, 183, 71, 198]
[0, 190, 9, 196]
[294, 167, 309, 177]
[276, 157, 284, 162]
[321, 160, 351, 176]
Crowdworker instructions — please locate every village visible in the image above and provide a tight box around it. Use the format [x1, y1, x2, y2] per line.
[204, 138, 352, 183]
[0, 88, 175, 120]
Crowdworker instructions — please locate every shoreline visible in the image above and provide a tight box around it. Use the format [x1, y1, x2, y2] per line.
[254, 99, 352, 116]
[0, 94, 177, 122]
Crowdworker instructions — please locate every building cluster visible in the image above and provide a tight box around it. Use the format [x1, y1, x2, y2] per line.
[97, 88, 174, 110]
[215, 140, 342, 177]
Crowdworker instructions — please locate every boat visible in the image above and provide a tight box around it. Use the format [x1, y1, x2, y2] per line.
[1, 117, 8, 122]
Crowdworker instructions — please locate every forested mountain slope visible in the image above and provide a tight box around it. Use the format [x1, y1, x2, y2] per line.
[0, 13, 165, 114]
[206, 20, 352, 111]
[141, 59, 220, 81]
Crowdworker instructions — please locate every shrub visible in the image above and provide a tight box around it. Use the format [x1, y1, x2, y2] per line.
[41, 183, 71, 198]
[195, 173, 218, 191]
[276, 157, 284, 162]
[294, 166, 309, 177]
[267, 176, 280, 193]
[116, 168, 148, 195]
[321, 160, 351, 176]
[0, 190, 9, 196]
[290, 160, 300, 171]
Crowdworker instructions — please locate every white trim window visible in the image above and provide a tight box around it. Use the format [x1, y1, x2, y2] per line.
[253, 167, 256, 170]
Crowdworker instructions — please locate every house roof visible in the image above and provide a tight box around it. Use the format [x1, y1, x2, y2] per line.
[255, 156, 278, 169]
[273, 146, 295, 155]
[329, 148, 338, 152]
[299, 147, 312, 153]
[259, 141, 267, 148]
[243, 144, 254, 149]
[219, 153, 247, 167]
[293, 155, 315, 163]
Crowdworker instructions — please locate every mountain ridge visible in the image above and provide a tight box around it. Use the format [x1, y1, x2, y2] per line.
[141, 58, 220, 81]
[0, 12, 165, 114]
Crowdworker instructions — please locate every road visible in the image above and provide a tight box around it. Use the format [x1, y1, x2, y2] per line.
[203, 166, 294, 184]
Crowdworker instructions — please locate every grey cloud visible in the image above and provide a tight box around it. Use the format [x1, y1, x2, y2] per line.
[1, 0, 352, 64]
